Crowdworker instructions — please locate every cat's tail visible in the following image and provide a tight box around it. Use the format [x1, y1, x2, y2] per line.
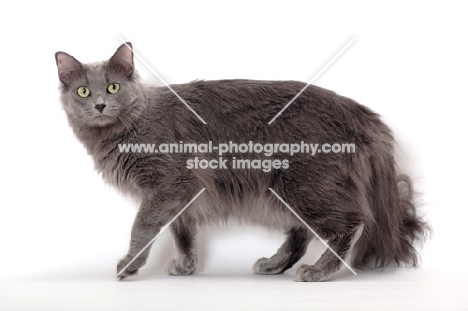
[352, 148, 429, 269]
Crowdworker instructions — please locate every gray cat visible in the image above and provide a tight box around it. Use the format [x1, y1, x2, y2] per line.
[55, 43, 428, 281]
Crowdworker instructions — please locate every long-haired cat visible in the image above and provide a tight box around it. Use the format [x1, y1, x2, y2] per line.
[55, 43, 428, 281]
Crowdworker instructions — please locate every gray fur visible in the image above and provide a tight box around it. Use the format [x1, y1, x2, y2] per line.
[55, 43, 429, 282]
[254, 227, 312, 274]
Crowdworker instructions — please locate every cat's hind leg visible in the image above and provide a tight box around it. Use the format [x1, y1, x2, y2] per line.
[253, 227, 312, 275]
[165, 215, 198, 276]
[296, 224, 363, 282]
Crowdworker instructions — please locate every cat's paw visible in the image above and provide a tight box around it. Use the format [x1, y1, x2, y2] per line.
[253, 257, 287, 275]
[117, 254, 146, 280]
[295, 265, 330, 282]
[165, 258, 196, 276]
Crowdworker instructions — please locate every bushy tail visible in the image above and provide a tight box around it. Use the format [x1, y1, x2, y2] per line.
[352, 152, 429, 269]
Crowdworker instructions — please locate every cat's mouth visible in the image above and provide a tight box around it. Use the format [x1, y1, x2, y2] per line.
[90, 114, 116, 127]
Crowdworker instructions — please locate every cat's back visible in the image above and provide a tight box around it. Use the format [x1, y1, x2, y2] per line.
[144, 79, 383, 144]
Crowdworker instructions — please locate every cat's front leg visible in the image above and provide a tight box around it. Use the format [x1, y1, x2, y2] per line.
[117, 194, 181, 280]
[165, 215, 197, 276]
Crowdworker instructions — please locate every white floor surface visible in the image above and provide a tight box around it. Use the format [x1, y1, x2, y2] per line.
[1, 268, 466, 310]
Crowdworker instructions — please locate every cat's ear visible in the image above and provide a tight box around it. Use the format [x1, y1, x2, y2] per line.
[55, 52, 84, 85]
[108, 42, 134, 78]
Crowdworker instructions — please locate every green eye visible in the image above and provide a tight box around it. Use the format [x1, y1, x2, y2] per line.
[107, 83, 120, 94]
[77, 87, 90, 98]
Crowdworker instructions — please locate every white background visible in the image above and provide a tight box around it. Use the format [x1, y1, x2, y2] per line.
[1, 0, 467, 310]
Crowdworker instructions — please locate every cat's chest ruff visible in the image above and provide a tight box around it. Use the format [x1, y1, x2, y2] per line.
[95, 152, 140, 198]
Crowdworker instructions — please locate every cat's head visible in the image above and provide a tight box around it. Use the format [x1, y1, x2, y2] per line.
[55, 43, 144, 128]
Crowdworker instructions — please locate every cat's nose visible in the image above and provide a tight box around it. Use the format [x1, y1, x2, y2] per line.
[95, 103, 107, 113]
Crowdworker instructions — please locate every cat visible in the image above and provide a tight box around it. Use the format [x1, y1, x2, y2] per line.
[55, 43, 428, 282]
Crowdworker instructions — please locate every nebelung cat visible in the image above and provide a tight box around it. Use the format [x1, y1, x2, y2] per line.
[55, 43, 427, 281]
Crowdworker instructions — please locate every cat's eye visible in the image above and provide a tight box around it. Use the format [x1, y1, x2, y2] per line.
[77, 87, 90, 98]
[107, 83, 120, 94]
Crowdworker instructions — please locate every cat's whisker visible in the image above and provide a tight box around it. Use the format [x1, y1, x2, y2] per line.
[117, 114, 138, 139]
[120, 110, 144, 137]
[117, 114, 131, 131]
